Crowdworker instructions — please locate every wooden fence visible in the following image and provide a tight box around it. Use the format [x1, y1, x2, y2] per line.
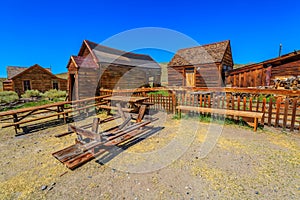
[100, 87, 300, 132]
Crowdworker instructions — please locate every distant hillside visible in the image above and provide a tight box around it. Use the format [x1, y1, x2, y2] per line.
[55, 72, 68, 79]
[233, 63, 254, 69]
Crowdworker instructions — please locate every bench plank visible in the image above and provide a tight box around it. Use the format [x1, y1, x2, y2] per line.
[176, 105, 263, 131]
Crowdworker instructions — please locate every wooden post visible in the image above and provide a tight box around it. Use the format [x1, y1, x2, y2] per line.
[172, 92, 176, 114]
[282, 98, 289, 130]
[116, 103, 126, 121]
[261, 98, 267, 124]
[91, 118, 100, 134]
[290, 98, 297, 132]
[254, 117, 258, 132]
[275, 97, 281, 128]
[13, 114, 19, 135]
[268, 98, 273, 126]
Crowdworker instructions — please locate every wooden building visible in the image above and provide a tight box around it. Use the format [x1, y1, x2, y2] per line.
[168, 40, 233, 87]
[67, 40, 161, 100]
[226, 50, 300, 87]
[3, 64, 67, 95]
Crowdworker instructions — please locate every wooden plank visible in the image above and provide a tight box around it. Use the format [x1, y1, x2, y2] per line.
[275, 97, 281, 128]
[268, 98, 273, 126]
[91, 118, 100, 134]
[176, 106, 263, 118]
[69, 125, 101, 141]
[282, 98, 289, 129]
[243, 97, 247, 111]
[116, 103, 126, 121]
[290, 98, 297, 131]
[136, 105, 147, 123]
[261, 98, 267, 124]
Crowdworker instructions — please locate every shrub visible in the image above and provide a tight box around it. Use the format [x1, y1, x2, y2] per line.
[147, 90, 170, 96]
[43, 89, 66, 100]
[21, 90, 42, 98]
[0, 91, 19, 103]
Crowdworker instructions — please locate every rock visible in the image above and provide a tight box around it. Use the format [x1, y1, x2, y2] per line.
[146, 188, 150, 191]
[88, 176, 92, 178]
[41, 185, 47, 191]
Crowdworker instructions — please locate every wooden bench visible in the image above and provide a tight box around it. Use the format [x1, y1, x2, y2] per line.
[1, 101, 108, 135]
[176, 105, 264, 131]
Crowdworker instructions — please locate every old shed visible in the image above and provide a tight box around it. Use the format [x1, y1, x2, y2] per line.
[3, 64, 67, 95]
[168, 40, 233, 87]
[67, 40, 161, 100]
[226, 50, 300, 87]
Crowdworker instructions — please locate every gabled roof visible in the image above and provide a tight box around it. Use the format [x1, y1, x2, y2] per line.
[168, 40, 230, 66]
[228, 50, 300, 74]
[76, 40, 161, 69]
[8, 64, 57, 80]
[7, 65, 51, 79]
[68, 54, 99, 69]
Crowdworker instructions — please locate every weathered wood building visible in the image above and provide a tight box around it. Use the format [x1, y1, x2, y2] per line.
[168, 40, 233, 87]
[226, 50, 300, 87]
[3, 64, 67, 95]
[67, 40, 161, 100]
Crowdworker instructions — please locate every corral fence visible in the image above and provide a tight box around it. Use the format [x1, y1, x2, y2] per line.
[100, 87, 300, 132]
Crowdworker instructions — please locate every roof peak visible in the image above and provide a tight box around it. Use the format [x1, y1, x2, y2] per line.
[83, 39, 153, 58]
[178, 40, 230, 52]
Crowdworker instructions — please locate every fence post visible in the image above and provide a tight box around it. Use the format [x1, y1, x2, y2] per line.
[282, 98, 289, 130]
[261, 98, 267, 124]
[275, 97, 281, 128]
[268, 98, 273, 126]
[290, 98, 297, 132]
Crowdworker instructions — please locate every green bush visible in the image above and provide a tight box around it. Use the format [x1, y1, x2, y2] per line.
[0, 91, 19, 103]
[43, 89, 66, 100]
[21, 90, 42, 98]
[147, 90, 170, 96]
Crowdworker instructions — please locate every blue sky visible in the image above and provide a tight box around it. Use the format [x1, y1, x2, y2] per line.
[0, 0, 299, 77]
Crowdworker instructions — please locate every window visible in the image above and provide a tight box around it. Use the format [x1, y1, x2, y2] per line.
[23, 80, 31, 91]
[53, 80, 59, 90]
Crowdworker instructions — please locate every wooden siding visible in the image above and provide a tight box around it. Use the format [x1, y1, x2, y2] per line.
[11, 67, 67, 95]
[77, 68, 100, 99]
[226, 60, 300, 87]
[99, 65, 149, 89]
[168, 64, 223, 87]
[3, 81, 14, 91]
[222, 44, 234, 68]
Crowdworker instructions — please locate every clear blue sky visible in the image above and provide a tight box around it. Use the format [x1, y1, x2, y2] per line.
[0, 0, 299, 77]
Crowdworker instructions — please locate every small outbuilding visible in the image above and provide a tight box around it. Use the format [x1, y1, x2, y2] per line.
[67, 40, 161, 100]
[168, 40, 233, 87]
[3, 64, 67, 95]
[226, 50, 300, 87]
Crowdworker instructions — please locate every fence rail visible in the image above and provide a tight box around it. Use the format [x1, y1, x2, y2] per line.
[100, 87, 300, 132]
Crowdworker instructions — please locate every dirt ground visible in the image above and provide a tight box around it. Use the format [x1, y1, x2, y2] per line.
[0, 112, 299, 200]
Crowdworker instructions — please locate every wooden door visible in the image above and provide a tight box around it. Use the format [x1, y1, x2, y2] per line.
[185, 68, 195, 87]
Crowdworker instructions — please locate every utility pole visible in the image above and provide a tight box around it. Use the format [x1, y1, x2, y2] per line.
[279, 43, 282, 57]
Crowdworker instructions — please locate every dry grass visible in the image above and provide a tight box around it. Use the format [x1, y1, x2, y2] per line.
[0, 114, 299, 199]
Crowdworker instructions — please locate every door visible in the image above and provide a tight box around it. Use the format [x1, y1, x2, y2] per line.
[185, 68, 195, 87]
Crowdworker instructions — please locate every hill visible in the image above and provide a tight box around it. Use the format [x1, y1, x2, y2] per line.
[55, 73, 68, 79]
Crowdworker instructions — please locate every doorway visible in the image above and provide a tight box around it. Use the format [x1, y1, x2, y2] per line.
[69, 74, 75, 101]
[185, 68, 195, 87]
